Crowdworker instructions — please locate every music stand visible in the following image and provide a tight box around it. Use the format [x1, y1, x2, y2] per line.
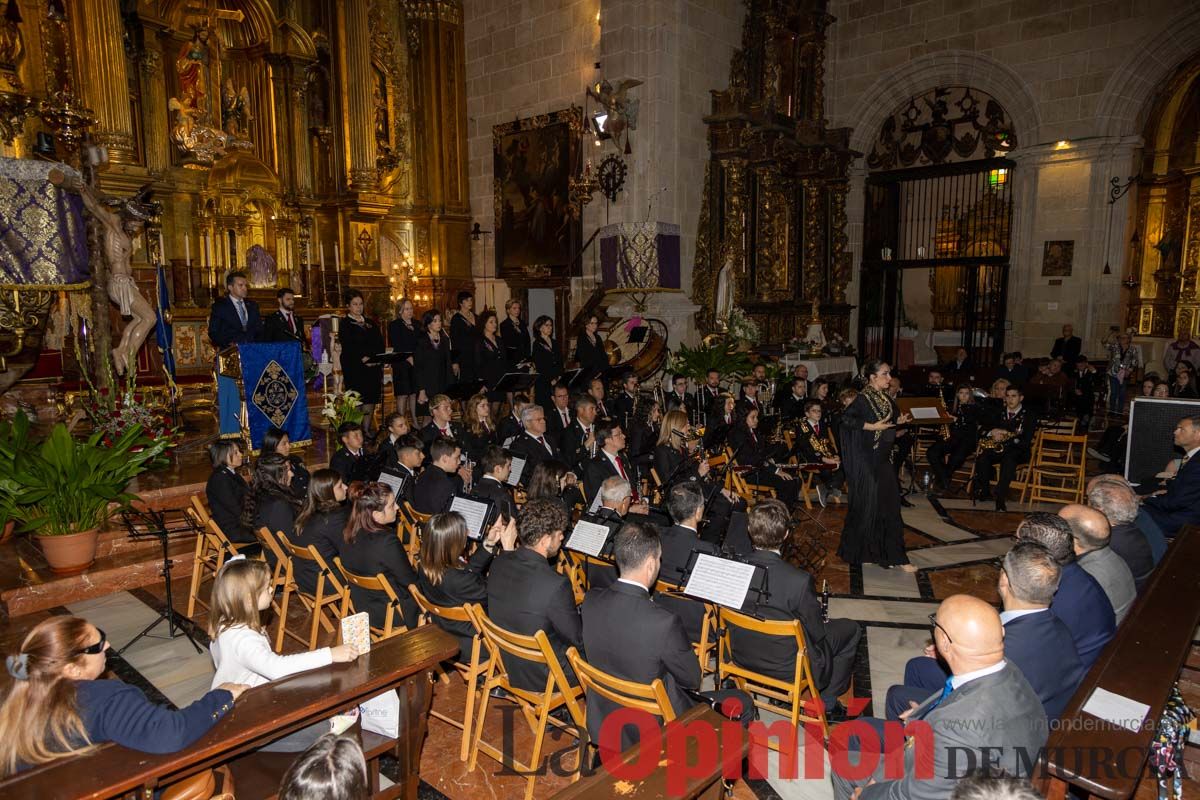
[117, 507, 203, 656]
[568, 367, 600, 392]
[445, 379, 487, 403]
[627, 326, 648, 344]
[367, 351, 411, 367]
[678, 549, 770, 609]
[494, 372, 536, 395]
[558, 367, 583, 391]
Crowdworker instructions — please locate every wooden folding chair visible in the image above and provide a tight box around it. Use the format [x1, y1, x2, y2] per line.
[566, 646, 676, 743]
[655, 578, 717, 679]
[332, 557, 410, 641]
[184, 503, 238, 618]
[400, 502, 430, 561]
[1027, 432, 1088, 506]
[409, 586, 487, 761]
[253, 528, 308, 652]
[468, 605, 586, 800]
[559, 550, 589, 605]
[728, 467, 778, 507]
[275, 533, 348, 650]
[717, 606, 829, 745]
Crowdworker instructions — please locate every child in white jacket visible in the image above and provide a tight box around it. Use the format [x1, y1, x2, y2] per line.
[208, 557, 359, 750]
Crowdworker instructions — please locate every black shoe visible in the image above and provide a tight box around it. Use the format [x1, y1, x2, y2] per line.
[549, 705, 575, 723]
[824, 702, 851, 723]
[489, 687, 512, 701]
[900, 497, 915, 508]
[995, 499, 1008, 512]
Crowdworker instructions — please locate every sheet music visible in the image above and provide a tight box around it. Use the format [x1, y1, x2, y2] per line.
[683, 553, 757, 609]
[449, 496, 490, 540]
[910, 406, 941, 420]
[565, 520, 610, 557]
[507, 456, 526, 486]
[587, 490, 603, 514]
[377, 471, 407, 499]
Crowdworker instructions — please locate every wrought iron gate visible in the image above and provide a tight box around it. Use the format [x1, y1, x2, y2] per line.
[857, 157, 1014, 368]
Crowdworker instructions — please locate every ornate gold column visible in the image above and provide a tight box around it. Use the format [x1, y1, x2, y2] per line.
[337, 0, 378, 191]
[137, 27, 170, 176]
[71, 0, 136, 164]
[1178, 173, 1200, 338]
[829, 180, 851, 304]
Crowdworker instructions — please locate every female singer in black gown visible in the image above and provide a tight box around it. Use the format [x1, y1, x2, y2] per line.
[838, 359, 915, 570]
[388, 298, 420, 423]
[338, 290, 384, 437]
[414, 309, 452, 423]
[530, 315, 562, 408]
[574, 314, 610, 375]
[474, 309, 509, 414]
[449, 291, 478, 384]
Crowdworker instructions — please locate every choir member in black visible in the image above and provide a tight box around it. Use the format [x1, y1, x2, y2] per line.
[378, 412, 411, 471]
[474, 309, 509, 413]
[418, 393, 465, 453]
[497, 392, 528, 445]
[703, 393, 737, 453]
[289, 469, 349, 595]
[665, 374, 696, 419]
[583, 421, 649, 508]
[337, 291, 385, 437]
[793, 400, 845, 505]
[530, 315, 562, 409]
[545, 383, 574, 445]
[340, 482, 418, 629]
[524, 458, 578, 519]
[574, 314, 610, 374]
[626, 396, 661, 471]
[413, 438, 469, 515]
[462, 392, 499, 469]
[499, 297, 531, 366]
[588, 377, 612, 421]
[387, 298, 420, 423]
[779, 376, 811, 422]
[330, 422, 369, 484]
[699, 369, 723, 412]
[414, 309, 452, 422]
[241, 454, 300, 554]
[837, 360, 914, 570]
[261, 425, 309, 498]
[736, 377, 764, 418]
[612, 371, 640, 427]
[561, 395, 598, 473]
[417, 511, 517, 662]
[472, 446, 517, 522]
[926, 384, 980, 494]
[205, 440, 250, 544]
[726, 407, 799, 507]
[448, 291, 478, 384]
[972, 385, 1038, 512]
[262, 288, 305, 346]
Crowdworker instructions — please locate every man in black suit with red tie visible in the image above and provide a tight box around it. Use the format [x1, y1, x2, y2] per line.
[545, 384, 574, 447]
[418, 394, 465, 453]
[736, 378, 762, 419]
[262, 288, 306, 346]
[583, 421, 644, 505]
[507, 404, 561, 476]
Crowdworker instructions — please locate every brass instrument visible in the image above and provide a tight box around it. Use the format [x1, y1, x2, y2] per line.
[979, 430, 1014, 452]
[940, 395, 952, 441]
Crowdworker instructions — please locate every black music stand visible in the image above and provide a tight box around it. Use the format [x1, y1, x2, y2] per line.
[678, 549, 770, 610]
[568, 367, 600, 392]
[367, 351, 411, 367]
[446, 379, 486, 403]
[117, 508, 203, 656]
[494, 371, 537, 395]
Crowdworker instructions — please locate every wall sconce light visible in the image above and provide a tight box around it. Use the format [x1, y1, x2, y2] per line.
[1055, 140, 1070, 150]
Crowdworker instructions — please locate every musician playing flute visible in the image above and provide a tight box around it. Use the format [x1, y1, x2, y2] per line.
[971, 385, 1037, 512]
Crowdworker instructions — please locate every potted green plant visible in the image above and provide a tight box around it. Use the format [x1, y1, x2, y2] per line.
[0, 412, 169, 574]
[666, 340, 754, 384]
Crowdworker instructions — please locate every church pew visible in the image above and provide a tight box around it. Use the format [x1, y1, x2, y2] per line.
[548, 705, 748, 800]
[0, 625, 458, 800]
[1038, 525, 1200, 800]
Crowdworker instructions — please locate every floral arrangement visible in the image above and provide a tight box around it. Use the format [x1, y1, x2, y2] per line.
[83, 377, 177, 456]
[722, 307, 759, 345]
[322, 389, 365, 428]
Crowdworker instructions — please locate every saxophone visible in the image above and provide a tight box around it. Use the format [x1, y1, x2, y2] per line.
[803, 421, 835, 458]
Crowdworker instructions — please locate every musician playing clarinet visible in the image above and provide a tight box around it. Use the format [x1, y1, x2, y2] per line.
[927, 384, 980, 495]
[612, 371, 640, 427]
[971, 385, 1037, 512]
[793, 399, 845, 505]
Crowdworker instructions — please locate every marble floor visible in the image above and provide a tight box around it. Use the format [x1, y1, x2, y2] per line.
[0, 488, 1055, 800]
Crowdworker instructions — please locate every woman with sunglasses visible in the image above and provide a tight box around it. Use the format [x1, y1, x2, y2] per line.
[0, 616, 249, 776]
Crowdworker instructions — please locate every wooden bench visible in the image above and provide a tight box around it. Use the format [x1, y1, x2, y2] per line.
[1039, 525, 1200, 800]
[548, 705, 748, 800]
[0, 625, 458, 800]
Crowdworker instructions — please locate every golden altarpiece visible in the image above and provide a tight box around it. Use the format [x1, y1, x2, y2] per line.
[691, 0, 856, 344]
[0, 0, 470, 387]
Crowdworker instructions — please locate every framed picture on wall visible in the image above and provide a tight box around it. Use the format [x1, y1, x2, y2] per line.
[1041, 240, 1074, 277]
[492, 108, 582, 280]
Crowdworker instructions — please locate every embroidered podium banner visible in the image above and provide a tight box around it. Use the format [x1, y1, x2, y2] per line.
[238, 341, 311, 451]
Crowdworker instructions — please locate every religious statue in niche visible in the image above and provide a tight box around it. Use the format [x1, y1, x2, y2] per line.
[168, 25, 230, 165]
[51, 173, 157, 376]
[246, 244, 276, 289]
[715, 253, 735, 328]
[221, 78, 252, 140]
[175, 27, 211, 115]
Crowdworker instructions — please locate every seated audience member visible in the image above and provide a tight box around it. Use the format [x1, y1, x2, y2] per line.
[329, 422, 368, 484]
[1016, 513, 1115, 667]
[951, 767, 1047, 800]
[262, 425, 309, 498]
[386, 434, 423, 507]
[209, 559, 358, 752]
[1137, 414, 1200, 545]
[486, 498, 581, 690]
[1171, 362, 1198, 398]
[997, 352, 1030, 386]
[0, 616, 247, 775]
[579, 522, 754, 754]
[944, 346, 973, 375]
[1073, 356, 1103, 423]
[206, 440, 250, 543]
[507, 404, 560, 476]
[290, 469, 350, 595]
[885, 542, 1084, 721]
[1059, 504, 1136, 623]
[832, 595, 1048, 800]
[412, 438, 468, 515]
[378, 412, 411, 471]
[472, 445, 517, 521]
[340, 483, 419, 630]
[417, 512, 518, 662]
[242, 453, 301, 545]
[733, 500, 861, 717]
[278, 733, 368, 800]
[1086, 475, 1156, 585]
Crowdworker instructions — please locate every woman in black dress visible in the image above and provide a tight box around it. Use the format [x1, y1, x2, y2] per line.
[338, 290, 384, 437]
[261, 426, 309, 499]
[289, 468, 349, 595]
[414, 309, 452, 425]
[627, 396, 661, 470]
[726, 407, 799, 507]
[474, 309, 509, 414]
[838, 359, 914, 570]
[388, 298, 420, 423]
[574, 314, 609, 375]
[448, 291, 478, 384]
[530, 314, 562, 409]
[462, 392, 498, 471]
[703, 393, 737, 453]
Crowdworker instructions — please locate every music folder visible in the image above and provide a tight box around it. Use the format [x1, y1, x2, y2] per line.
[897, 396, 952, 424]
[368, 351, 410, 365]
[682, 552, 763, 610]
[494, 372, 537, 393]
[506, 455, 526, 487]
[564, 519, 611, 558]
[448, 494, 493, 540]
[376, 468, 409, 501]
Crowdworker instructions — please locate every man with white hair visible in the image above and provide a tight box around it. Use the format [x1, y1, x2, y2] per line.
[1087, 475, 1155, 588]
[507, 403, 561, 475]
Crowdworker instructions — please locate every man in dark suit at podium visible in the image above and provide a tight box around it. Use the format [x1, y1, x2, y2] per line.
[261, 287, 305, 345]
[208, 271, 262, 437]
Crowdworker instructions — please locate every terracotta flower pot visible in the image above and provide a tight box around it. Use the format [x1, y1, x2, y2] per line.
[36, 528, 99, 575]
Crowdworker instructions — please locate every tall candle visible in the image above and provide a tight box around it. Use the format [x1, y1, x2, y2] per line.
[185, 233, 191, 267]
[334, 243, 340, 270]
[305, 241, 311, 267]
[320, 242, 325, 271]
[158, 232, 166, 265]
